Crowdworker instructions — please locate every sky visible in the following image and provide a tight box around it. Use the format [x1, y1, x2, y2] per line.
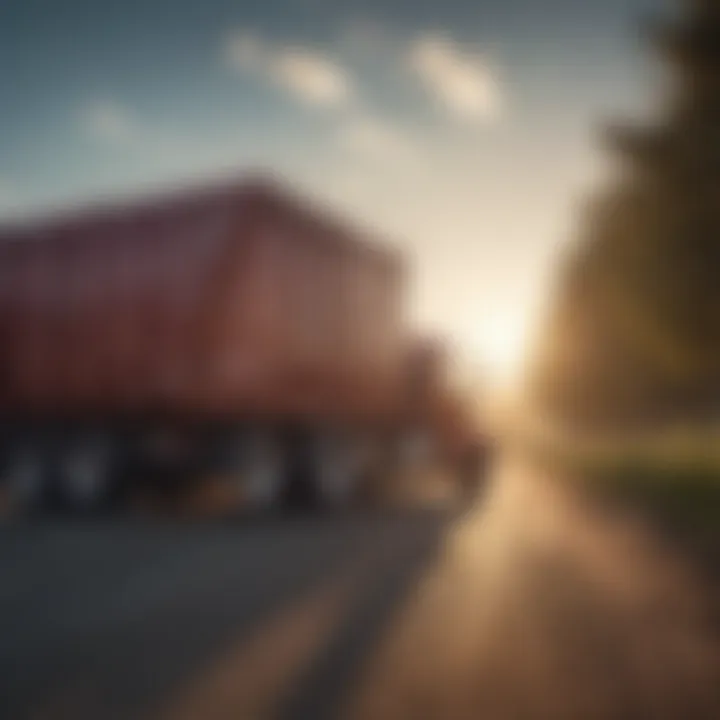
[0, 0, 666, 383]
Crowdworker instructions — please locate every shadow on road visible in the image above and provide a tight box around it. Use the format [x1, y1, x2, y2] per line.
[276, 510, 452, 720]
[0, 509, 456, 720]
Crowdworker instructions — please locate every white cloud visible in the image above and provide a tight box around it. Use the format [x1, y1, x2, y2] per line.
[224, 31, 353, 108]
[270, 49, 352, 106]
[224, 31, 267, 71]
[81, 100, 136, 144]
[336, 116, 417, 164]
[408, 34, 503, 121]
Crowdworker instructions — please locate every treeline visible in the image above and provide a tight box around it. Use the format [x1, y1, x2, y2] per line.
[531, 0, 720, 430]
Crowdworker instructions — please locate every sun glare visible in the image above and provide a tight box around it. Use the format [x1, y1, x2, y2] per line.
[478, 313, 531, 391]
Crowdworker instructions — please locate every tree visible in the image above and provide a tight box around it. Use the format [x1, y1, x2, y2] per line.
[531, 0, 720, 428]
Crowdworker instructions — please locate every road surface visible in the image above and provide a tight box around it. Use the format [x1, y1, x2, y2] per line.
[0, 507, 456, 720]
[1, 459, 718, 720]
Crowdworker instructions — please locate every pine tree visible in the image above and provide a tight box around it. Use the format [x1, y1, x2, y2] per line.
[532, 0, 720, 428]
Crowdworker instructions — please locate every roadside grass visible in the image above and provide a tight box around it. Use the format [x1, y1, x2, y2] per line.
[586, 464, 720, 538]
[519, 425, 720, 557]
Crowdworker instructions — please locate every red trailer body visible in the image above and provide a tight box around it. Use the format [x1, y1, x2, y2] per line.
[0, 178, 406, 428]
[0, 176, 485, 515]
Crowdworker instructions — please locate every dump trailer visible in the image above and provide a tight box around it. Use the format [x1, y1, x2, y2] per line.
[0, 177, 478, 513]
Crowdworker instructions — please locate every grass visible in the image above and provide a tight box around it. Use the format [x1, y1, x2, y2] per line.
[518, 423, 720, 561]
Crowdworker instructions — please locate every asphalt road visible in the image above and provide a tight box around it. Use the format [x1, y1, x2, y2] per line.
[1, 460, 719, 720]
[0, 507, 456, 720]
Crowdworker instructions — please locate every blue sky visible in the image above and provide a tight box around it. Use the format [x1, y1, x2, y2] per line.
[0, 0, 665, 380]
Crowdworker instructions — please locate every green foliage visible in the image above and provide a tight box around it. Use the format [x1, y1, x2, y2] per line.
[533, 0, 720, 429]
[521, 424, 720, 543]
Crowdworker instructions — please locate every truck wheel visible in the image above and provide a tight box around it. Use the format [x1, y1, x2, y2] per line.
[279, 432, 321, 513]
[55, 439, 118, 514]
[398, 429, 435, 472]
[1, 447, 47, 516]
[314, 433, 368, 509]
[242, 433, 286, 511]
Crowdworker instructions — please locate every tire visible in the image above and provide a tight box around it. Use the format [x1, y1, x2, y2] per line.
[279, 432, 321, 513]
[1, 447, 47, 516]
[313, 432, 369, 509]
[54, 438, 119, 514]
[241, 432, 286, 511]
[399, 429, 435, 470]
